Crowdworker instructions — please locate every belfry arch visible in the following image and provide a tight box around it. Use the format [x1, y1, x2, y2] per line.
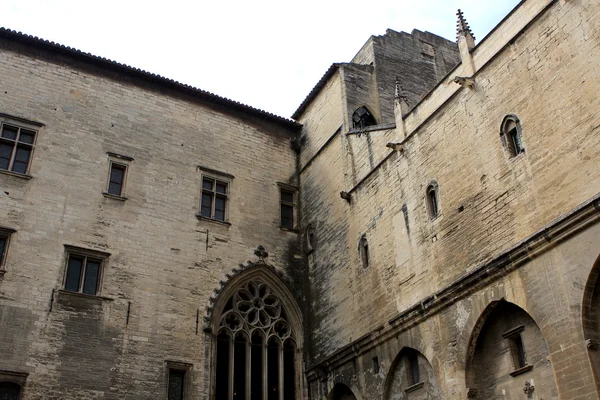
[206, 255, 303, 400]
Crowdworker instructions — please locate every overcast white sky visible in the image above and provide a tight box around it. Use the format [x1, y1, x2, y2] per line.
[0, 0, 519, 118]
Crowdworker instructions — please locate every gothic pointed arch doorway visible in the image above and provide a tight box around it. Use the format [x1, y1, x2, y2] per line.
[582, 253, 600, 391]
[207, 256, 303, 400]
[327, 383, 358, 400]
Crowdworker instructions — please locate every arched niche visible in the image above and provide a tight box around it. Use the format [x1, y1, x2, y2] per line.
[582, 253, 600, 391]
[327, 383, 359, 400]
[465, 300, 558, 399]
[383, 347, 441, 400]
[208, 264, 303, 400]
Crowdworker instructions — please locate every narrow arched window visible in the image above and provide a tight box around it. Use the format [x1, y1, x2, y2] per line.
[426, 183, 439, 219]
[359, 234, 370, 268]
[306, 225, 316, 254]
[500, 115, 524, 158]
[352, 106, 377, 129]
[215, 280, 297, 400]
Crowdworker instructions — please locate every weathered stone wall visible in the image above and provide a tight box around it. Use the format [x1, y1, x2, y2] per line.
[301, 0, 600, 398]
[0, 38, 299, 399]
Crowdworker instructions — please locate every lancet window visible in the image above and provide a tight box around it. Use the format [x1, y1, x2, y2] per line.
[215, 280, 297, 400]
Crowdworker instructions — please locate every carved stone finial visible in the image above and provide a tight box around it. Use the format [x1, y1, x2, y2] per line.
[456, 9, 476, 40]
[254, 245, 269, 263]
[394, 78, 410, 104]
[523, 381, 535, 397]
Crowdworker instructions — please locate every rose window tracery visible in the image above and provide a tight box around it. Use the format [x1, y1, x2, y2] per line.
[218, 280, 294, 342]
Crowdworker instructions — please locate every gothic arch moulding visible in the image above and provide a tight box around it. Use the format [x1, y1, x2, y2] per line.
[465, 300, 558, 399]
[205, 246, 304, 400]
[582, 253, 600, 390]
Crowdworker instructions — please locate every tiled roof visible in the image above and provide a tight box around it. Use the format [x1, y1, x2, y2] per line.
[0, 27, 302, 130]
[291, 63, 341, 120]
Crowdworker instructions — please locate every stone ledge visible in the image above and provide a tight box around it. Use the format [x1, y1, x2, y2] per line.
[509, 364, 533, 377]
[404, 381, 425, 394]
[195, 213, 231, 227]
[0, 169, 32, 180]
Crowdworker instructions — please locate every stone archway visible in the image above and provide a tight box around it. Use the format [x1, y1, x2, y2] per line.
[327, 383, 358, 400]
[465, 300, 558, 399]
[582, 253, 600, 391]
[383, 347, 441, 400]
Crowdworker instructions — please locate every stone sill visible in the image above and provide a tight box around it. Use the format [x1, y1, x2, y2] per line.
[279, 226, 299, 234]
[404, 381, 424, 394]
[102, 192, 128, 201]
[195, 213, 231, 226]
[509, 364, 533, 377]
[57, 289, 113, 302]
[0, 169, 32, 180]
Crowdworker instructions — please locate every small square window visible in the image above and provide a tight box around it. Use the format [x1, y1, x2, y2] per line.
[200, 177, 229, 222]
[0, 122, 37, 175]
[63, 246, 109, 296]
[279, 186, 297, 230]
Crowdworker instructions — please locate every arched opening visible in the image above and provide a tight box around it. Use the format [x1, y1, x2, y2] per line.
[0, 381, 22, 400]
[359, 234, 369, 268]
[426, 182, 439, 219]
[465, 300, 558, 399]
[383, 347, 441, 399]
[327, 383, 358, 400]
[211, 268, 302, 400]
[352, 106, 377, 130]
[582, 254, 600, 391]
[500, 115, 524, 158]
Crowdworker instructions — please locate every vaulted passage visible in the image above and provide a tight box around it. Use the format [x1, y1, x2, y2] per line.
[384, 348, 441, 400]
[215, 279, 297, 400]
[466, 301, 558, 399]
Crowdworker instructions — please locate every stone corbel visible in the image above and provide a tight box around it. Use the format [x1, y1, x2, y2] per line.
[587, 339, 599, 350]
[466, 388, 477, 398]
[454, 76, 475, 89]
[386, 142, 404, 153]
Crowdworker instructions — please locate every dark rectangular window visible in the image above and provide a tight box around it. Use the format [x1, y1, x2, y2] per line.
[64, 253, 104, 295]
[280, 189, 296, 229]
[168, 369, 185, 400]
[0, 234, 8, 269]
[201, 177, 228, 221]
[0, 124, 36, 174]
[108, 163, 126, 196]
[408, 351, 420, 385]
[509, 333, 527, 369]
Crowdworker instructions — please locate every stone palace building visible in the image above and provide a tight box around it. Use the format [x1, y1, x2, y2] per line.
[0, 0, 599, 399]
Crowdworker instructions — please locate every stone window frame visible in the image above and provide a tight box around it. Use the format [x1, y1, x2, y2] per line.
[0, 113, 43, 179]
[278, 183, 298, 232]
[102, 152, 133, 201]
[0, 227, 16, 277]
[426, 181, 441, 220]
[500, 114, 525, 159]
[0, 370, 28, 400]
[62, 245, 110, 296]
[165, 361, 192, 400]
[196, 166, 234, 225]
